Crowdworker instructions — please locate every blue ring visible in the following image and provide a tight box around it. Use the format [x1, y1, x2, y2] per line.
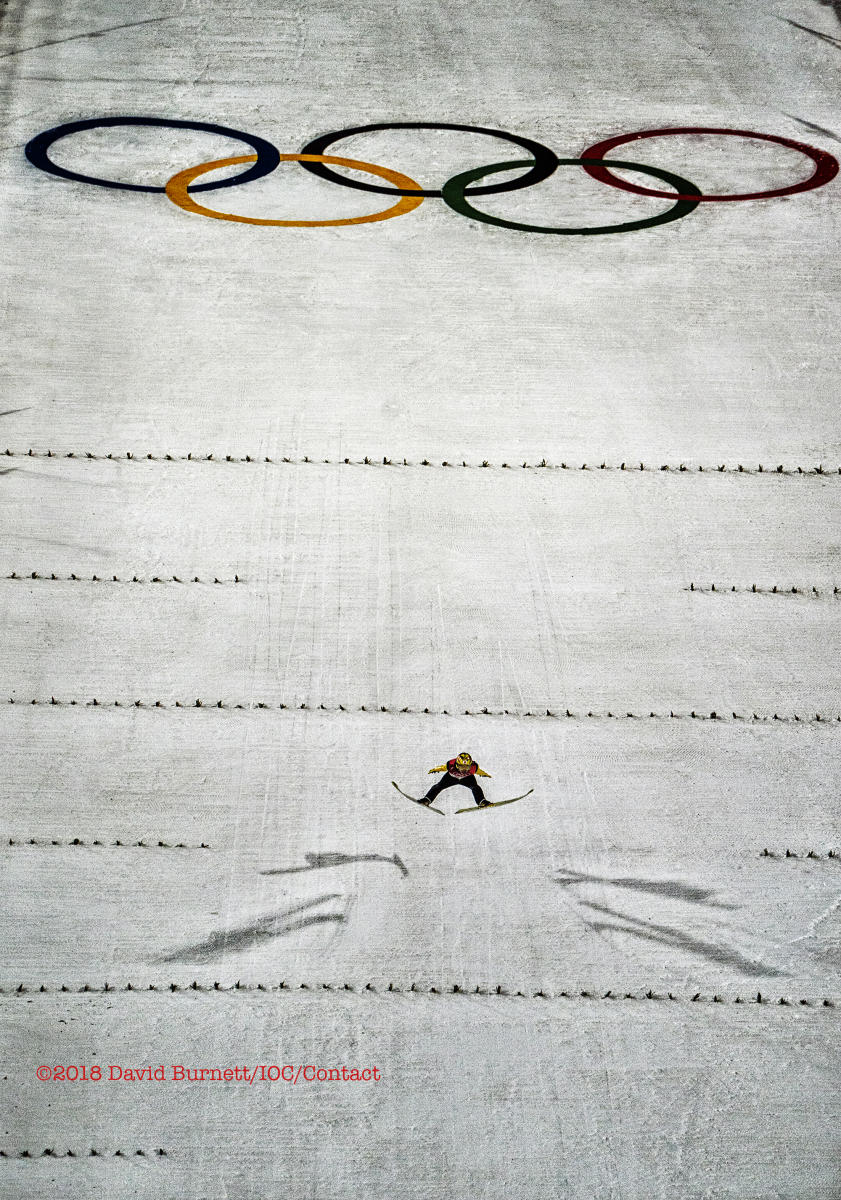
[25, 117, 281, 193]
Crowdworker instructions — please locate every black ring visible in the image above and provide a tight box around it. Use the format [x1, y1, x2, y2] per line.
[24, 117, 282, 193]
[298, 122, 559, 197]
[441, 158, 702, 235]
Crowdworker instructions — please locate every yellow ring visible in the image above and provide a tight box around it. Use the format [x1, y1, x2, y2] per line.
[164, 152, 424, 226]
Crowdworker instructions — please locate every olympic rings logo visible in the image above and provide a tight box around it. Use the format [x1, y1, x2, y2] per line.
[25, 118, 839, 236]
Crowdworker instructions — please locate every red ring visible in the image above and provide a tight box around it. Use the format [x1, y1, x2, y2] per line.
[580, 127, 839, 201]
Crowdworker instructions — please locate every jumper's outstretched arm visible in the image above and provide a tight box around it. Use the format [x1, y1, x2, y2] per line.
[427, 765, 447, 774]
[476, 768, 492, 778]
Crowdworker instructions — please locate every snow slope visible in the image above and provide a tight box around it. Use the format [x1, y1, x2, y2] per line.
[1, 0, 840, 1194]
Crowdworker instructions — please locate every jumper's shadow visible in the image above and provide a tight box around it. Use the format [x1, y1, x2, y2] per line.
[815, 0, 841, 24]
[156, 895, 348, 964]
[553, 867, 739, 910]
[581, 901, 788, 978]
[261, 851, 408, 879]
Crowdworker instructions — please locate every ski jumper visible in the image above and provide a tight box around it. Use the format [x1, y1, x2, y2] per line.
[425, 758, 490, 805]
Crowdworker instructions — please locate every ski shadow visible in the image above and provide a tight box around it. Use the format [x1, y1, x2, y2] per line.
[19, 534, 105, 552]
[581, 901, 788, 978]
[553, 867, 740, 910]
[785, 113, 841, 143]
[781, 15, 841, 49]
[261, 851, 408, 878]
[156, 895, 348, 964]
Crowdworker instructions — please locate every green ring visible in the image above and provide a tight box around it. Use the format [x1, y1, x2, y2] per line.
[441, 157, 701, 234]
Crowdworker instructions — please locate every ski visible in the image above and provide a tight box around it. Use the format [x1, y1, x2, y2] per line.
[391, 781, 445, 815]
[455, 788, 534, 814]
